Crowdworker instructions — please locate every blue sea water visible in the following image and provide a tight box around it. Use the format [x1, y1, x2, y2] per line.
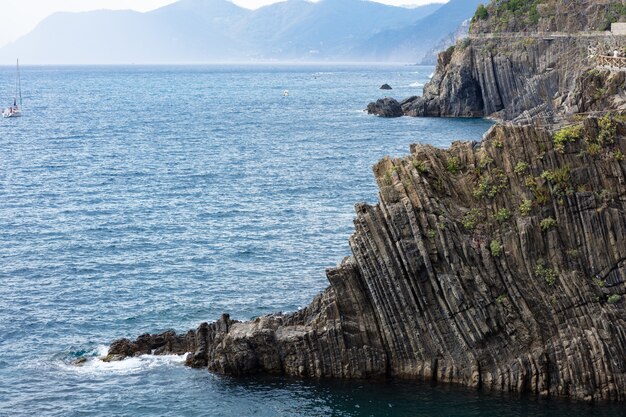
[0, 65, 621, 416]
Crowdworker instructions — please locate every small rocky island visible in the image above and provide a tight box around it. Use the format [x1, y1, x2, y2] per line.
[109, 0, 626, 403]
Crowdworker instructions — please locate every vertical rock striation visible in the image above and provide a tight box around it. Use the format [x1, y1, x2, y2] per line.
[108, 0, 626, 403]
[368, 0, 626, 122]
[109, 116, 626, 402]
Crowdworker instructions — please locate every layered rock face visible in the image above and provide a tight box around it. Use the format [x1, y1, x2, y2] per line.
[394, 35, 626, 121]
[367, 0, 626, 122]
[110, 116, 626, 402]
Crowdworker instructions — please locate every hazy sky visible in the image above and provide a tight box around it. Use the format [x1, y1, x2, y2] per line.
[0, 0, 447, 48]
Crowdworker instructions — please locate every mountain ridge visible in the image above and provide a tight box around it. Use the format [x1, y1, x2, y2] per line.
[0, 0, 474, 64]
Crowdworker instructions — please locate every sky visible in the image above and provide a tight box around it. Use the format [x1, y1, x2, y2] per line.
[0, 0, 447, 48]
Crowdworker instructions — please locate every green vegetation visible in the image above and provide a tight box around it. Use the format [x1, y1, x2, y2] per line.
[540, 217, 557, 231]
[565, 249, 579, 259]
[473, 169, 509, 199]
[592, 87, 608, 101]
[519, 199, 533, 216]
[490, 240, 503, 257]
[535, 261, 557, 286]
[585, 115, 617, 155]
[474, 3, 489, 21]
[514, 161, 529, 175]
[383, 170, 393, 186]
[614, 150, 625, 162]
[541, 166, 570, 185]
[600, 3, 626, 30]
[493, 139, 504, 149]
[608, 294, 622, 304]
[553, 125, 582, 154]
[447, 156, 460, 174]
[479, 154, 494, 169]
[412, 159, 429, 174]
[496, 294, 507, 304]
[541, 165, 571, 198]
[487, 0, 542, 30]
[587, 142, 602, 155]
[523, 174, 549, 205]
[594, 278, 606, 288]
[462, 208, 483, 231]
[524, 176, 537, 188]
[426, 229, 437, 239]
[598, 115, 617, 146]
[494, 208, 511, 223]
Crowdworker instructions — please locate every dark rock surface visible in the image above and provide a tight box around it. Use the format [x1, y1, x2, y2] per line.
[366, 97, 403, 118]
[108, 0, 626, 403]
[380, 83, 393, 90]
[403, 35, 626, 121]
[378, 1, 626, 122]
[110, 116, 626, 402]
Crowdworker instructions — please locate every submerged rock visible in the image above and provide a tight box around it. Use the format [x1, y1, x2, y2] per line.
[366, 97, 403, 118]
[110, 116, 626, 402]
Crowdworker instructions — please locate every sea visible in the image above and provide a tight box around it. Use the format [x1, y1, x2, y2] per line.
[0, 64, 622, 416]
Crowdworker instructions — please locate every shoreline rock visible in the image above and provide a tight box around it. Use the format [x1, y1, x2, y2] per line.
[108, 1, 626, 403]
[366, 97, 403, 118]
[109, 117, 626, 402]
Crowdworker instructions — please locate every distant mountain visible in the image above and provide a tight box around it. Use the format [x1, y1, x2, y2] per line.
[357, 0, 485, 62]
[234, 0, 443, 60]
[0, 0, 475, 64]
[419, 18, 470, 65]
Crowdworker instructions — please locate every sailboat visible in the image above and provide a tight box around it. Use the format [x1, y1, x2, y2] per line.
[2, 59, 22, 118]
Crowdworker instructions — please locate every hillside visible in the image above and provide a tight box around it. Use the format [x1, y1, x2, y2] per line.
[374, 0, 626, 122]
[0, 0, 448, 64]
[356, 0, 484, 61]
[470, 0, 626, 33]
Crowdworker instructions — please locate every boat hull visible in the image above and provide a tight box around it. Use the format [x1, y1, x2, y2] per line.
[2, 108, 22, 118]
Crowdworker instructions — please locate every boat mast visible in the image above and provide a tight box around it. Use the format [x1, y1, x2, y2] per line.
[17, 59, 22, 106]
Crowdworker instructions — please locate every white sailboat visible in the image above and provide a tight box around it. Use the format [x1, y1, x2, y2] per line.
[2, 59, 22, 118]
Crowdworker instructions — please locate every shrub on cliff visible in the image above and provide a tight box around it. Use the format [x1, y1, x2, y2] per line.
[474, 4, 489, 21]
[553, 125, 582, 153]
[490, 239, 503, 257]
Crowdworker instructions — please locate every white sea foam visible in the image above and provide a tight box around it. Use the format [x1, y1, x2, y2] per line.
[409, 82, 424, 88]
[61, 345, 189, 375]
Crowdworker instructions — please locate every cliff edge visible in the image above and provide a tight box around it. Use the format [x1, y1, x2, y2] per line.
[109, 115, 626, 402]
[369, 0, 626, 122]
[107, 0, 626, 403]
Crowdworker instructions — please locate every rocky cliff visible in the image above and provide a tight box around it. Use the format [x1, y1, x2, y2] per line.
[108, 114, 626, 402]
[471, 0, 626, 34]
[107, 0, 626, 403]
[369, 0, 626, 122]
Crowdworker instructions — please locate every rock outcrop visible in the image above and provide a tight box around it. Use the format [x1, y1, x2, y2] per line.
[108, 0, 626, 403]
[371, 0, 626, 122]
[110, 115, 626, 402]
[366, 97, 403, 118]
[400, 35, 626, 121]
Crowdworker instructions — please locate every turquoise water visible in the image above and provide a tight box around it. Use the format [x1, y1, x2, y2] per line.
[0, 65, 621, 416]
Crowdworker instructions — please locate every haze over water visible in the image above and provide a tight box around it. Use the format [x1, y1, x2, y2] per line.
[0, 65, 621, 416]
